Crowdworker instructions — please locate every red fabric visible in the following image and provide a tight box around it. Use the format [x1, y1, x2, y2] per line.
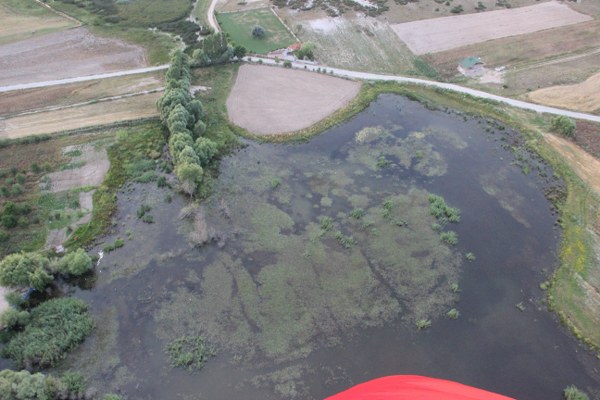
[325, 375, 515, 400]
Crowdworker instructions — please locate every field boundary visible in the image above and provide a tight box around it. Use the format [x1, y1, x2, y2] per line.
[269, 7, 300, 42]
[33, 0, 82, 26]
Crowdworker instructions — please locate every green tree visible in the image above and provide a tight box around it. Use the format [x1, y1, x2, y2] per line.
[176, 163, 203, 196]
[295, 42, 316, 61]
[177, 146, 201, 166]
[251, 25, 266, 38]
[194, 137, 218, 166]
[550, 115, 576, 137]
[192, 32, 233, 66]
[0, 252, 52, 290]
[55, 248, 92, 276]
[0, 308, 30, 329]
[0, 369, 50, 400]
[233, 45, 247, 59]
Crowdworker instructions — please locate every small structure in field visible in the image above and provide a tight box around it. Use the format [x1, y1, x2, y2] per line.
[458, 57, 484, 77]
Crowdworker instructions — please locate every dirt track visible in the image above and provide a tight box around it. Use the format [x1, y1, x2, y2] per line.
[227, 64, 360, 135]
[0, 27, 147, 86]
[391, 1, 591, 54]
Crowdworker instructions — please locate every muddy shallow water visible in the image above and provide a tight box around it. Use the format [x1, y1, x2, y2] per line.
[61, 95, 599, 399]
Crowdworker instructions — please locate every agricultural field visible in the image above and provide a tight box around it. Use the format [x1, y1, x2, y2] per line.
[227, 64, 360, 135]
[0, 0, 76, 45]
[0, 92, 161, 139]
[295, 17, 417, 75]
[0, 27, 146, 86]
[217, 8, 296, 54]
[390, 2, 591, 55]
[425, 19, 600, 78]
[527, 72, 600, 114]
[0, 71, 164, 117]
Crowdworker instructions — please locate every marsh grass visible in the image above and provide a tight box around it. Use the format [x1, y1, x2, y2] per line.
[446, 308, 460, 319]
[428, 194, 460, 224]
[319, 216, 334, 232]
[415, 319, 432, 330]
[166, 335, 212, 371]
[440, 231, 458, 246]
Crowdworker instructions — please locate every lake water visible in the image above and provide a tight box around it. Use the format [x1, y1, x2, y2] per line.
[64, 95, 600, 400]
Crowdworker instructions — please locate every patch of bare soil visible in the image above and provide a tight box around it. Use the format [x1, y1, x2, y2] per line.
[391, 1, 591, 55]
[0, 92, 161, 139]
[528, 72, 600, 114]
[573, 121, 600, 159]
[0, 286, 9, 316]
[46, 144, 109, 193]
[0, 27, 146, 86]
[543, 133, 600, 197]
[227, 64, 360, 135]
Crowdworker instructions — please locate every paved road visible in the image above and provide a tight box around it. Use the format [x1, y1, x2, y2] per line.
[2, 57, 600, 124]
[245, 56, 600, 123]
[0, 65, 169, 93]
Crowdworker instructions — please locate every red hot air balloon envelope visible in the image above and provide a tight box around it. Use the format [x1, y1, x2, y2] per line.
[325, 375, 516, 400]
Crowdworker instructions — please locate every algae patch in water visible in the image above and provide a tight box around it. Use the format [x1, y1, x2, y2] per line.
[155, 134, 463, 366]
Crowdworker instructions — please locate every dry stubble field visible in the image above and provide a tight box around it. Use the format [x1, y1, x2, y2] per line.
[0, 92, 161, 139]
[227, 64, 360, 135]
[390, 1, 591, 55]
[527, 72, 600, 114]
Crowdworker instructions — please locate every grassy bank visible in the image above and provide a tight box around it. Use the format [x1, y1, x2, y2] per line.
[67, 122, 166, 248]
[234, 77, 600, 352]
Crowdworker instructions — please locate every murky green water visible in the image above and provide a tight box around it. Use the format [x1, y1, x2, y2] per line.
[64, 95, 599, 399]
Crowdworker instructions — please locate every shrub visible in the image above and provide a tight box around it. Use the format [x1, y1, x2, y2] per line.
[0, 370, 53, 400]
[15, 173, 26, 185]
[233, 45, 247, 59]
[450, 5, 463, 13]
[563, 385, 589, 400]
[55, 248, 93, 276]
[2, 298, 94, 368]
[0, 252, 52, 290]
[194, 137, 218, 166]
[176, 163, 204, 196]
[31, 163, 41, 174]
[295, 42, 316, 61]
[0, 308, 31, 329]
[11, 183, 24, 196]
[283, 60, 292, 68]
[251, 25, 266, 38]
[1, 214, 17, 229]
[0, 230, 8, 243]
[550, 116, 576, 137]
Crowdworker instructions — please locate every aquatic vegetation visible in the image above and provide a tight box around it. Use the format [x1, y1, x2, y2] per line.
[440, 231, 459, 246]
[376, 156, 392, 169]
[465, 252, 476, 261]
[319, 216, 334, 231]
[446, 308, 460, 319]
[355, 126, 390, 144]
[450, 283, 461, 293]
[415, 319, 432, 330]
[334, 231, 355, 248]
[563, 385, 589, 400]
[350, 208, 365, 219]
[428, 194, 460, 224]
[515, 302, 526, 312]
[166, 335, 212, 371]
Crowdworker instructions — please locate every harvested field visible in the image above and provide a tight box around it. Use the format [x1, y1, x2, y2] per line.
[0, 72, 164, 117]
[426, 20, 600, 77]
[0, 27, 146, 86]
[0, 0, 76, 45]
[297, 17, 415, 74]
[544, 133, 600, 198]
[0, 92, 161, 139]
[391, 1, 591, 55]
[227, 64, 360, 135]
[528, 72, 600, 114]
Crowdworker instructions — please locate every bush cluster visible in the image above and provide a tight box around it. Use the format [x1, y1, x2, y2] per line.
[2, 298, 94, 369]
[191, 32, 233, 67]
[157, 52, 219, 195]
[0, 249, 93, 290]
[550, 116, 576, 137]
[0, 369, 123, 400]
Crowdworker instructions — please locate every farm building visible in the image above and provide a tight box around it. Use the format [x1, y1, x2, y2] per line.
[458, 57, 484, 77]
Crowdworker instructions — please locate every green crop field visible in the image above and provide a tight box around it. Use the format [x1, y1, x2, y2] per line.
[217, 8, 296, 54]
